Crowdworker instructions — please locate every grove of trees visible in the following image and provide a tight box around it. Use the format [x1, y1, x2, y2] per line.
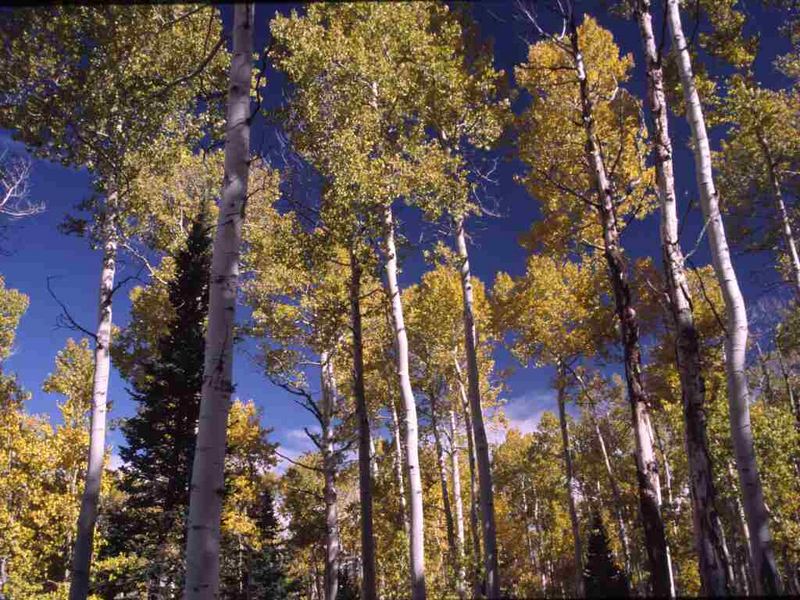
[0, 1, 799, 598]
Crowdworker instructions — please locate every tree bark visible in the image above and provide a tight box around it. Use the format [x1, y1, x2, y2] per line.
[455, 218, 500, 598]
[567, 20, 672, 597]
[449, 408, 468, 599]
[455, 354, 483, 596]
[666, 2, 782, 594]
[69, 230, 117, 600]
[183, 6, 253, 596]
[555, 365, 584, 597]
[350, 247, 378, 600]
[382, 205, 426, 600]
[632, 1, 733, 594]
[320, 350, 340, 600]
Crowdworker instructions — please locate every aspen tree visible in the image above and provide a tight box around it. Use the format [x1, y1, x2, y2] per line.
[630, 1, 733, 593]
[666, 1, 782, 593]
[516, 12, 672, 595]
[0, 8, 228, 597]
[184, 4, 254, 597]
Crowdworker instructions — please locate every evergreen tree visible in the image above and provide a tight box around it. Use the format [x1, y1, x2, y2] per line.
[245, 488, 293, 599]
[583, 510, 629, 598]
[113, 207, 212, 590]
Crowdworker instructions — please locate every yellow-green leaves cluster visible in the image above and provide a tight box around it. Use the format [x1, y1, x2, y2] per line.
[493, 253, 613, 368]
[516, 17, 655, 252]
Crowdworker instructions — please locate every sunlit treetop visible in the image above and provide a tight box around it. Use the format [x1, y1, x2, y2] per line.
[270, 3, 503, 233]
[492, 252, 614, 369]
[515, 16, 656, 253]
[0, 276, 28, 365]
[0, 5, 229, 179]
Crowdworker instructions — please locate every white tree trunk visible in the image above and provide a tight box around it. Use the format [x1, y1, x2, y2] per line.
[183, 5, 253, 597]
[555, 365, 583, 597]
[69, 230, 117, 600]
[320, 351, 340, 600]
[383, 205, 426, 600]
[666, 2, 782, 594]
[449, 408, 467, 599]
[633, 2, 733, 593]
[455, 219, 500, 598]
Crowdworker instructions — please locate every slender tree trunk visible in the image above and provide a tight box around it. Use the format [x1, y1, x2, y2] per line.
[572, 370, 632, 576]
[382, 205, 426, 600]
[756, 342, 776, 404]
[775, 338, 799, 423]
[588, 401, 631, 576]
[758, 131, 800, 297]
[632, 2, 733, 594]
[666, 2, 782, 594]
[449, 408, 468, 599]
[431, 395, 458, 589]
[69, 230, 117, 600]
[727, 461, 755, 593]
[455, 218, 500, 598]
[350, 247, 378, 600]
[568, 21, 672, 597]
[651, 422, 677, 597]
[183, 7, 253, 597]
[455, 352, 483, 596]
[555, 364, 584, 597]
[530, 487, 549, 594]
[519, 479, 540, 586]
[390, 396, 410, 537]
[320, 351, 340, 600]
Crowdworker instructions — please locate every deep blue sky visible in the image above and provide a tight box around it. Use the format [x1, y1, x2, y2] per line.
[0, 1, 792, 465]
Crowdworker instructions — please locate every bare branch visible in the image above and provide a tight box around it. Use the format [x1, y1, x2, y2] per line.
[0, 151, 43, 218]
[46, 276, 98, 341]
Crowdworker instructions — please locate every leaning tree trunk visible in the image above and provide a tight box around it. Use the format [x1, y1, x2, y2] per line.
[350, 247, 378, 600]
[555, 364, 584, 597]
[449, 407, 468, 599]
[383, 205, 426, 600]
[454, 353, 483, 596]
[666, 2, 782, 594]
[568, 23, 672, 597]
[320, 351, 340, 600]
[69, 228, 117, 600]
[455, 218, 500, 598]
[633, 2, 733, 594]
[758, 131, 800, 298]
[183, 5, 253, 597]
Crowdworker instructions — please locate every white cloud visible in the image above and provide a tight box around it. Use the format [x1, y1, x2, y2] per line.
[275, 427, 319, 474]
[108, 452, 124, 471]
[487, 388, 557, 445]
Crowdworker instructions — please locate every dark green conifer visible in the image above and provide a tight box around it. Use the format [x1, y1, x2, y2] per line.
[583, 509, 629, 598]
